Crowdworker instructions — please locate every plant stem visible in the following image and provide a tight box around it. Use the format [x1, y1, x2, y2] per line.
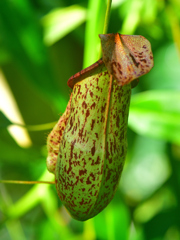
[103, 0, 112, 34]
[0, 180, 55, 184]
[98, 0, 112, 59]
[10, 121, 57, 131]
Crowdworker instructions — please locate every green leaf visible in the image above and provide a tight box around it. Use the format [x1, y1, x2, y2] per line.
[110, 193, 130, 240]
[144, 44, 180, 90]
[93, 191, 130, 240]
[120, 0, 144, 35]
[0, 129, 40, 164]
[0, 1, 66, 112]
[121, 136, 170, 201]
[129, 90, 180, 144]
[83, 0, 107, 67]
[7, 170, 54, 219]
[0, 111, 12, 129]
[42, 5, 87, 46]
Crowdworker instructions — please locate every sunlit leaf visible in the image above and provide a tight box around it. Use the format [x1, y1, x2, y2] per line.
[129, 90, 180, 144]
[121, 136, 170, 201]
[120, 0, 144, 34]
[144, 44, 180, 90]
[0, 1, 65, 112]
[42, 5, 87, 46]
[134, 188, 175, 223]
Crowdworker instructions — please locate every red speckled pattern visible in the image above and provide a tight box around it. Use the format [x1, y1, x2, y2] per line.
[99, 34, 153, 86]
[46, 96, 72, 173]
[46, 33, 154, 221]
[55, 64, 131, 221]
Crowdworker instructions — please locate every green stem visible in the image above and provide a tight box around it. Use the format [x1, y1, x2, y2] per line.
[167, 144, 180, 215]
[98, 0, 112, 59]
[83, 0, 112, 67]
[103, 0, 112, 34]
[0, 180, 55, 184]
[10, 121, 57, 131]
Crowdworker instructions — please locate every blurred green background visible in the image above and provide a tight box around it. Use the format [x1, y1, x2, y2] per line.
[0, 0, 180, 239]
